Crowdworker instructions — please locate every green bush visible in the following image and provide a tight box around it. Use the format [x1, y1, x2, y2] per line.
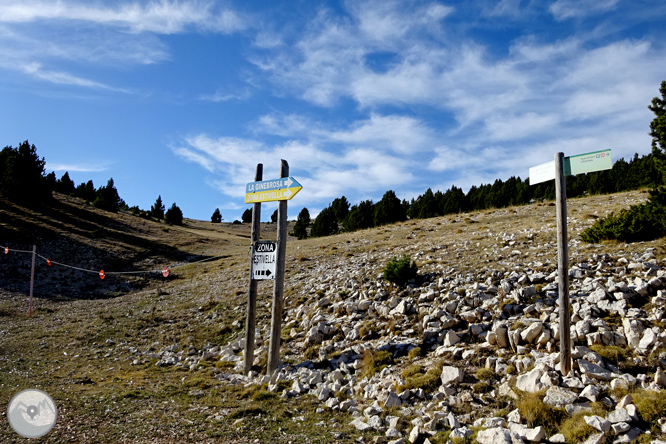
[383, 255, 418, 285]
[581, 192, 666, 243]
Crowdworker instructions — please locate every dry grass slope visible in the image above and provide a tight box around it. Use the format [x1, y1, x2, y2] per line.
[0, 189, 664, 443]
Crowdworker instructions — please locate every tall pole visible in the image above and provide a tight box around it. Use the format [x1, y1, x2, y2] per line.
[555, 152, 571, 375]
[29, 245, 36, 318]
[243, 164, 263, 375]
[267, 160, 288, 376]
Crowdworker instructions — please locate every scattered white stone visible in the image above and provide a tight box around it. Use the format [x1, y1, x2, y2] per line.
[543, 386, 577, 407]
[476, 427, 514, 444]
[516, 368, 546, 393]
[440, 366, 464, 385]
[585, 415, 611, 433]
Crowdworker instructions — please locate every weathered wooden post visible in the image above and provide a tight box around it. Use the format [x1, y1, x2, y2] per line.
[243, 164, 263, 375]
[267, 160, 289, 376]
[529, 149, 612, 376]
[243, 160, 302, 376]
[555, 152, 571, 376]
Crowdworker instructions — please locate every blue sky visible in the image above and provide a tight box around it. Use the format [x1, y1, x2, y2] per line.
[1, 0, 665, 222]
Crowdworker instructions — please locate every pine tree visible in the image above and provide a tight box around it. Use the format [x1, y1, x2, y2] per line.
[150, 195, 165, 220]
[57, 172, 76, 195]
[242, 208, 252, 223]
[165, 203, 183, 225]
[0, 141, 50, 205]
[649, 80, 666, 181]
[75, 180, 96, 202]
[93, 178, 123, 212]
[310, 206, 338, 237]
[211, 208, 222, 223]
[374, 190, 406, 226]
[292, 207, 311, 239]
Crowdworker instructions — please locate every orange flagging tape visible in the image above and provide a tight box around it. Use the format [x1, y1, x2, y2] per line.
[1, 243, 225, 280]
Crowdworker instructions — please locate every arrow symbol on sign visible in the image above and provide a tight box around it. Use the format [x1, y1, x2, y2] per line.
[284, 177, 293, 188]
[265, 269, 272, 277]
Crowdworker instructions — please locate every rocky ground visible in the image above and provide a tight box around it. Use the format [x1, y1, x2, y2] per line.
[1, 190, 665, 443]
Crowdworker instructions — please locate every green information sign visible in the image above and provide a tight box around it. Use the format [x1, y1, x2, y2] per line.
[529, 149, 612, 185]
[564, 149, 612, 176]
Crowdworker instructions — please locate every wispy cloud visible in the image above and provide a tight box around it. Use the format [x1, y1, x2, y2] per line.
[47, 162, 109, 172]
[19, 62, 131, 92]
[0, 0, 248, 93]
[199, 88, 251, 102]
[213, 0, 663, 206]
[0, 0, 248, 34]
[549, 0, 620, 20]
[173, 112, 430, 204]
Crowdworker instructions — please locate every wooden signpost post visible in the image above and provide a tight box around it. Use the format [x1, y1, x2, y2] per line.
[243, 160, 302, 376]
[529, 149, 612, 376]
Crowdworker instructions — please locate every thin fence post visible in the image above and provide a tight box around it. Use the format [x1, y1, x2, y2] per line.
[243, 164, 262, 376]
[29, 245, 36, 318]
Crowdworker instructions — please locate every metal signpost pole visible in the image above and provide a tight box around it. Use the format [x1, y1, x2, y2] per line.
[267, 160, 289, 376]
[243, 164, 263, 375]
[555, 153, 571, 376]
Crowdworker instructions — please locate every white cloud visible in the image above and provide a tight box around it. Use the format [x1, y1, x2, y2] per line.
[0, 0, 248, 34]
[549, 0, 620, 20]
[0, 0, 248, 93]
[328, 114, 435, 154]
[19, 62, 130, 92]
[173, 112, 428, 205]
[199, 89, 251, 102]
[47, 162, 109, 172]
[484, 112, 560, 141]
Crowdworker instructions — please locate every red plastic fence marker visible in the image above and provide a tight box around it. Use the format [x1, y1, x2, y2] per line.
[4, 247, 8, 254]
[46, 258, 52, 266]
[162, 267, 169, 278]
[99, 270, 105, 280]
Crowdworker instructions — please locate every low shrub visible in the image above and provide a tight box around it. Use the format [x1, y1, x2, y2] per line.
[357, 349, 393, 379]
[559, 403, 608, 442]
[408, 346, 422, 360]
[633, 389, 666, 423]
[383, 255, 418, 285]
[516, 391, 564, 434]
[399, 361, 444, 393]
[590, 344, 630, 368]
[475, 368, 496, 381]
[559, 411, 597, 443]
[401, 364, 423, 380]
[580, 192, 666, 243]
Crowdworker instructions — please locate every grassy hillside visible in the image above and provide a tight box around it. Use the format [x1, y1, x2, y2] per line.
[0, 189, 663, 443]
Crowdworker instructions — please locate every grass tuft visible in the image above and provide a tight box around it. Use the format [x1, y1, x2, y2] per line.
[633, 389, 666, 423]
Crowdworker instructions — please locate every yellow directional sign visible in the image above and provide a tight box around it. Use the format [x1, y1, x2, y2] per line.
[245, 177, 302, 203]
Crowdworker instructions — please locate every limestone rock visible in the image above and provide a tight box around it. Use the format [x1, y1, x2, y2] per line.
[543, 386, 577, 407]
[584, 415, 610, 433]
[516, 368, 545, 393]
[476, 427, 514, 444]
[577, 359, 611, 380]
[440, 366, 464, 385]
